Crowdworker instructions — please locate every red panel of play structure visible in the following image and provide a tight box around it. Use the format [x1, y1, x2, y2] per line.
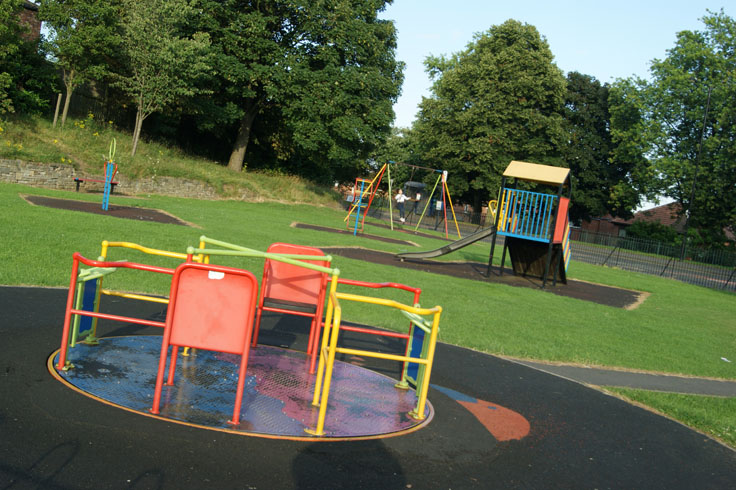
[167, 263, 258, 354]
[253, 243, 330, 372]
[151, 262, 259, 425]
[260, 243, 329, 306]
[553, 197, 570, 244]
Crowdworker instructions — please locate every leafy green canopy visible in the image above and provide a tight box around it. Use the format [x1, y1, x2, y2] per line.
[0, 0, 55, 115]
[39, 0, 120, 126]
[198, 0, 404, 180]
[563, 72, 648, 222]
[615, 10, 736, 244]
[413, 20, 567, 210]
[114, 0, 212, 156]
[0, 0, 24, 114]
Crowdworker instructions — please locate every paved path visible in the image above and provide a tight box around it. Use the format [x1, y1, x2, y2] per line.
[511, 359, 736, 397]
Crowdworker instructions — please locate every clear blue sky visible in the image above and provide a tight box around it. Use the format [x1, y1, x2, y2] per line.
[380, 1, 729, 128]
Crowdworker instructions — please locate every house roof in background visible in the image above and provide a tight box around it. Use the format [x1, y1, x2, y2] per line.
[633, 203, 685, 229]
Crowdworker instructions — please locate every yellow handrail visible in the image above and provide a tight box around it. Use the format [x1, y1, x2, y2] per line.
[488, 199, 498, 222]
[101, 289, 169, 304]
[100, 240, 189, 261]
[307, 291, 442, 436]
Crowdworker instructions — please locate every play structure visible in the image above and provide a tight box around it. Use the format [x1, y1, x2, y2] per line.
[344, 161, 462, 239]
[489, 161, 572, 287]
[73, 139, 119, 209]
[102, 139, 118, 211]
[53, 236, 442, 439]
[398, 160, 572, 288]
[344, 165, 388, 235]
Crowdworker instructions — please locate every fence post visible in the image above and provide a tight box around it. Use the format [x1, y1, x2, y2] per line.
[660, 257, 674, 276]
[724, 268, 736, 290]
[602, 246, 619, 267]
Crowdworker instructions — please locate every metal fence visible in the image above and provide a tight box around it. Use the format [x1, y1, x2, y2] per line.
[570, 228, 736, 292]
[360, 199, 736, 292]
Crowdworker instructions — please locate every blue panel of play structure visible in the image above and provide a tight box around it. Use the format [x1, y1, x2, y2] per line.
[497, 188, 558, 243]
[405, 324, 426, 386]
[79, 279, 98, 336]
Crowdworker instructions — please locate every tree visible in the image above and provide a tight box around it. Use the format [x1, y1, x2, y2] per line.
[635, 10, 736, 245]
[2, 35, 58, 115]
[607, 77, 658, 217]
[0, 1, 56, 116]
[625, 220, 680, 244]
[563, 72, 647, 222]
[113, 0, 212, 157]
[198, 0, 403, 176]
[0, 0, 24, 114]
[39, 0, 120, 127]
[369, 127, 419, 168]
[367, 127, 424, 185]
[563, 72, 613, 221]
[413, 20, 567, 211]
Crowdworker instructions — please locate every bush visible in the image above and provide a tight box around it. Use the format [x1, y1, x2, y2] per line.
[626, 220, 680, 244]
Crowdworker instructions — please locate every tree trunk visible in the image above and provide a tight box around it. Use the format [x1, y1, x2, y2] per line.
[227, 100, 259, 172]
[473, 192, 483, 214]
[60, 69, 75, 128]
[131, 106, 145, 157]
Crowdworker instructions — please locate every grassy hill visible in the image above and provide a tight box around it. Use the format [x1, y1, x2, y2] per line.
[0, 115, 342, 206]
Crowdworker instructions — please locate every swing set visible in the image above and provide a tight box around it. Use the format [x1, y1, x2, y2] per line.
[343, 161, 462, 239]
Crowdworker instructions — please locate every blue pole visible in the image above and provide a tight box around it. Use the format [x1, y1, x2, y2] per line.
[102, 161, 114, 211]
[353, 179, 366, 236]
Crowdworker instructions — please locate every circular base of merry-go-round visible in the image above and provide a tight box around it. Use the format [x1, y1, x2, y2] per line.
[49, 335, 432, 441]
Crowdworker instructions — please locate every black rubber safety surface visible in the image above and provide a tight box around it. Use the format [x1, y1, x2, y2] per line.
[322, 247, 646, 310]
[2, 286, 735, 489]
[23, 194, 191, 226]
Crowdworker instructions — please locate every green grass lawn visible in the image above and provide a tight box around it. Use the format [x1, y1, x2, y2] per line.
[606, 387, 736, 448]
[2, 181, 734, 380]
[1, 169, 735, 449]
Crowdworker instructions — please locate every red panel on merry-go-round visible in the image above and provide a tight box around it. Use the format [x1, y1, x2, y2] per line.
[168, 263, 258, 354]
[261, 242, 329, 305]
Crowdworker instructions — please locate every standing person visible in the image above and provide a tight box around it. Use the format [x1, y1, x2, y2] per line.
[413, 192, 421, 215]
[395, 189, 409, 222]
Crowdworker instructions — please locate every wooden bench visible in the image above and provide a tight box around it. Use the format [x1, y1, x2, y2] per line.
[74, 177, 119, 193]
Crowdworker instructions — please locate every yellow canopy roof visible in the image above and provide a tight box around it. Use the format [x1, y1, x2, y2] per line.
[502, 161, 570, 186]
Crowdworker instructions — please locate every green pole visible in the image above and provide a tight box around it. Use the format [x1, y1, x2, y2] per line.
[413, 173, 442, 232]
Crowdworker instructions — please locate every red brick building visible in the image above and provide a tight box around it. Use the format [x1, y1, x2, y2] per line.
[17, 1, 41, 41]
[581, 203, 686, 237]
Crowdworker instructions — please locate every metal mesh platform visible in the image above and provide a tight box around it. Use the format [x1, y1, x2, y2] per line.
[50, 336, 432, 440]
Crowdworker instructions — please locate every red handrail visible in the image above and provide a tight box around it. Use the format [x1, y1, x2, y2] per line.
[56, 253, 176, 370]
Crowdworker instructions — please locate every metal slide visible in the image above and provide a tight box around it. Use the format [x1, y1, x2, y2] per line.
[397, 226, 496, 260]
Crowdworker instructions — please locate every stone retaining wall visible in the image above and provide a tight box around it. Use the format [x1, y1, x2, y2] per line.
[0, 159, 220, 200]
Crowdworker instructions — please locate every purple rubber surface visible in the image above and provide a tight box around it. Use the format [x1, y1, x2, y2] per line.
[53, 336, 431, 439]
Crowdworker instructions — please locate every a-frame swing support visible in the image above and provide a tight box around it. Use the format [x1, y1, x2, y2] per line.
[344, 162, 462, 239]
[411, 170, 462, 240]
[344, 163, 389, 236]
